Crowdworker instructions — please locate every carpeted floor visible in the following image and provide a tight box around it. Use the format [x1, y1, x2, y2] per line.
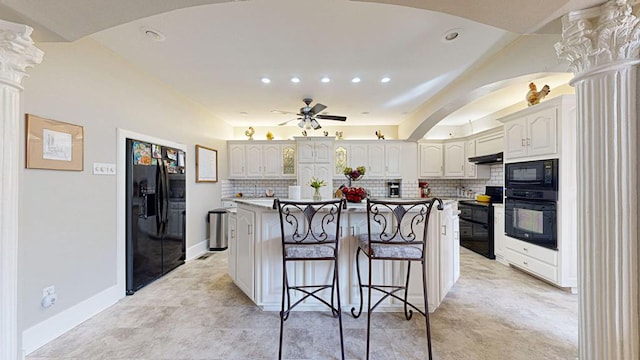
[27, 247, 578, 359]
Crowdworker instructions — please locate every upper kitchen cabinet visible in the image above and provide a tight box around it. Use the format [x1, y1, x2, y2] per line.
[297, 137, 332, 163]
[418, 142, 443, 178]
[227, 140, 296, 179]
[443, 141, 465, 177]
[229, 142, 246, 178]
[334, 142, 368, 177]
[366, 141, 403, 178]
[501, 101, 560, 160]
[334, 141, 405, 179]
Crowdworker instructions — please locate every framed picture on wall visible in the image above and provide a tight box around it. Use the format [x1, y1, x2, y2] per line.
[26, 114, 84, 171]
[195, 144, 218, 183]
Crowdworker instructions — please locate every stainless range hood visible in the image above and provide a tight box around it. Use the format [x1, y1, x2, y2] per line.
[468, 152, 503, 164]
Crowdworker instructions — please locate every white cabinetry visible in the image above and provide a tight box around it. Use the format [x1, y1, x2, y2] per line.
[418, 143, 443, 177]
[367, 141, 403, 178]
[236, 200, 459, 312]
[334, 141, 404, 179]
[419, 138, 491, 179]
[297, 138, 332, 163]
[227, 212, 237, 281]
[228, 141, 296, 179]
[296, 137, 334, 199]
[443, 141, 465, 177]
[493, 205, 506, 264]
[503, 106, 557, 160]
[235, 208, 255, 299]
[334, 142, 368, 177]
[228, 143, 246, 178]
[500, 95, 577, 292]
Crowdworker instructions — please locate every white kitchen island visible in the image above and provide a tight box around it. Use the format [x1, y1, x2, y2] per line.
[227, 198, 459, 313]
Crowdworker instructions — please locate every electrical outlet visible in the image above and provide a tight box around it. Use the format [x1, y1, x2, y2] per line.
[41, 285, 57, 308]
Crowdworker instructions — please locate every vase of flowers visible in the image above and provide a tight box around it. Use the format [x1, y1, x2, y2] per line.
[308, 177, 326, 201]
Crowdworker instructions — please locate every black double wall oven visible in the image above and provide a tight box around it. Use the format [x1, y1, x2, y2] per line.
[504, 159, 558, 250]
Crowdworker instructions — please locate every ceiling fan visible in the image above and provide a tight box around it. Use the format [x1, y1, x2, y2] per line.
[277, 98, 347, 130]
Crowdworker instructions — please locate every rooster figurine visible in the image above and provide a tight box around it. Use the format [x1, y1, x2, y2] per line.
[526, 82, 551, 106]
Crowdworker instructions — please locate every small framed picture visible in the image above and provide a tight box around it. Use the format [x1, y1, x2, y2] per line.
[26, 114, 84, 171]
[196, 145, 218, 183]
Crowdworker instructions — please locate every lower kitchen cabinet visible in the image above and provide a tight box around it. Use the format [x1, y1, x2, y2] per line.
[234, 207, 255, 299]
[227, 211, 237, 281]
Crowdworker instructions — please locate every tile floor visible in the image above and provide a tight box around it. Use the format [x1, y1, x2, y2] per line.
[27, 248, 578, 359]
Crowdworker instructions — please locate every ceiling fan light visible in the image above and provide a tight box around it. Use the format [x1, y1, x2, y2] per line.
[321, 77, 331, 83]
[290, 77, 300, 83]
[298, 119, 305, 128]
[310, 119, 321, 129]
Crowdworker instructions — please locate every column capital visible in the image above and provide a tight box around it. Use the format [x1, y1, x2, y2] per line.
[555, 0, 640, 75]
[0, 19, 43, 87]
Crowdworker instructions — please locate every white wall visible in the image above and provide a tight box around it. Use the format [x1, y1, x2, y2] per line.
[18, 37, 232, 349]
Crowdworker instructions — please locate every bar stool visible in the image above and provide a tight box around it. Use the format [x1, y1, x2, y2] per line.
[350, 198, 443, 359]
[274, 198, 346, 360]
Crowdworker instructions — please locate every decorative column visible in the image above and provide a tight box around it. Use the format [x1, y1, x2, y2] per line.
[0, 20, 43, 360]
[555, 1, 640, 359]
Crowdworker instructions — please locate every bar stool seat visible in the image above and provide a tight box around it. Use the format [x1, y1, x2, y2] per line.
[356, 234, 423, 259]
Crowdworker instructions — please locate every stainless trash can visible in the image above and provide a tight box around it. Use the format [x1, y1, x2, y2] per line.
[208, 209, 229, 250]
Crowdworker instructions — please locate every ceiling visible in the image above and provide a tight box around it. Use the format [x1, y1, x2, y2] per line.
[1, 0, 605, 133]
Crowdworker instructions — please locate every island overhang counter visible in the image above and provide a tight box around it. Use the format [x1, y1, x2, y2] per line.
[227, 198, 460, 313]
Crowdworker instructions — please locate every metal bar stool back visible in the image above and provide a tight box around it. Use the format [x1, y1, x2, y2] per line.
[351, 198, 443, 359]
[274, 198, 346, 360]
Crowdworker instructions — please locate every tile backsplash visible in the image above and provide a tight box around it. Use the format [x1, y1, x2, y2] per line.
[222, 164, 504, 199]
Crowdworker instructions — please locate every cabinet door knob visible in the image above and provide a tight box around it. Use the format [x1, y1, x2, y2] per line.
[441, 224, 447, 235]
[521, 138, 526, 147]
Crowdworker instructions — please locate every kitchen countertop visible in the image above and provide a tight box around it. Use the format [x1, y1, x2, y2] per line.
[232, 197, 457, 210]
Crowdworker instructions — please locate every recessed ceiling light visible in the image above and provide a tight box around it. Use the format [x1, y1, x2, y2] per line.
[361, 111, 369, 115]
[321, 77, 331, 83]
[441, 28, 463, 42]
[351, 77, 361, 83]
[261, 77, 271, 84]
[239, 112, 248, 116]
[141, 27, 166, 42]
[290, 77, 300, 83]
[380, 77, 391, 83]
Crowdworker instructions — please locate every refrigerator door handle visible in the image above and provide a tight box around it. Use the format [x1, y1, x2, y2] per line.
[162, 161, 170, 234]
[155, 161, 163, 236]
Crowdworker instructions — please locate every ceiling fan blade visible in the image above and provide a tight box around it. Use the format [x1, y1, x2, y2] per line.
[272, 110, 297, 115]
[316, 114, 347, 121]
[277, 118, 298, 126]
[309, 103, 327, 115]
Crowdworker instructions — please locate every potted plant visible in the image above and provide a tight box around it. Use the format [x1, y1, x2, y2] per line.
[308, 177, 326, 201]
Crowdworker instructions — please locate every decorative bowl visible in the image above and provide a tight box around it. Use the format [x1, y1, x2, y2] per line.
[476, 194, 491, 203]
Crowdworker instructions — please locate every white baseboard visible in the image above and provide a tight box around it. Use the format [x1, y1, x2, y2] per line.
[22, 284, 122, 355]
[186, 239, 208, 261]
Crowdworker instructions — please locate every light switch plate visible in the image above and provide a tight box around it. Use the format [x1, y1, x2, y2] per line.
[93, 162, 116, 175]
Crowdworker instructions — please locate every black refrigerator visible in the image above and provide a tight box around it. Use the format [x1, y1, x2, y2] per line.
[126, 139, 186, 295]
